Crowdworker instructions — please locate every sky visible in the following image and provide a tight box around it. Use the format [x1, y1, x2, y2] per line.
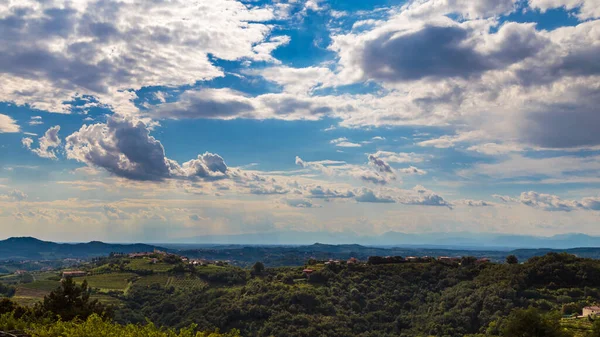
[0, 0, 600, 242]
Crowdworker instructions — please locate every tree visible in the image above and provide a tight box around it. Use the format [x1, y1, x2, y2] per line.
[506, 255, 519, 264]
[252, 262, 265, 275]
[501, 307, 571, 337]
[36, 277, 112, 321]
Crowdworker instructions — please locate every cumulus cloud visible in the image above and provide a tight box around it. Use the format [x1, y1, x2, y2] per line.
[456, 199, 494, 207]
[0, 0, 286, 114]
[0, 189, 28, 202]
[400, 185, 452, 208]
[330, 137, 361, 147]
[0, 114, 20, 133]
[283, 198, 321, 208]
[519, 191, 600, 212]
[355, 188, 396, 203]
[306, 185, 355, 199]
[368, 154, 393, 174]
[65, 114, 239, 182]
[353, 169, 393, 185]
[297, 155, 396, 185]
[103, 205, 131, 220]
[22, 126, 61, 159]
[529, 0, 600, 19]
[492, 191, 600, 211]
[398, 166, 427, 175]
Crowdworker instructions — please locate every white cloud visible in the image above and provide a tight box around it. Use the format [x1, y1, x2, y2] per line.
[456, 199, 494, 207]
[65, 114, 241, 182]
[0, 189, 28, 202]
[519, 191, 600, 212]
[398, 166, 427, 175]
[529, 0, 600, 19]
[0, 114, 20, 133]
[0, 0, 285, 114]
[22, 125, 62, 159]
[283, 198, 321, 208]
[330, 137, 361, 147]
[369, 151, 427, 163]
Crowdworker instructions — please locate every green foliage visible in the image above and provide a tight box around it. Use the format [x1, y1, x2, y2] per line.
[588, 318, 600, 337]
[501, 307, 572, 337]
[106, 253, 600, 337]
[36, 278, 112, 321]
[506, 255, 519, 264]
[252, 262, 265, 276]
[0, 313, 240, 337]
[0, 282, 15, 297]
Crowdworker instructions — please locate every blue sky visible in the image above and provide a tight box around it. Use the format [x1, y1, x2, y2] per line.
[1, 0, 600, 242]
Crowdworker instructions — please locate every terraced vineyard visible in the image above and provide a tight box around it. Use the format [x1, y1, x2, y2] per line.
[132, 274, 170, 287]
[73, 272, 136, 292]
[166, 275, 208, 290]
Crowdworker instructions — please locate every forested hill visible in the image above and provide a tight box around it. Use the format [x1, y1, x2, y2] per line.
[0, 237, 164, 260]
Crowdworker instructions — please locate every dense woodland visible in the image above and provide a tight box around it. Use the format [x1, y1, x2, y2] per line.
[4, 253, 600, 336]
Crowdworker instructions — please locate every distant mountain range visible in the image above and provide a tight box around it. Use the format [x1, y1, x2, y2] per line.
[3, 236, 600, 264]
[0, 237, 163, 260]
[167, 231, 600, 249]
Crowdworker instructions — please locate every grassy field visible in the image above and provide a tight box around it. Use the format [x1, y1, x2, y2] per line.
[73, 272, 137, 292]
[12, 281, 58, 307]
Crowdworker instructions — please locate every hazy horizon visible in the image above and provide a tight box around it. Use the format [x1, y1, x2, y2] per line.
[1, 0, 600, 242]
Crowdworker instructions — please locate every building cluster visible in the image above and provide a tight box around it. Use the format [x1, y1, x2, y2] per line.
[127, 249, 167, 258]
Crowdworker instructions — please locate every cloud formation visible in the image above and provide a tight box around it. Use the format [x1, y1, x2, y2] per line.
[0, 0, 287, 113]
[0, 114, 20, 133]
[519, 191, 600, 212]
[65, 115, 238, 182]
[22, 126, 61, 159]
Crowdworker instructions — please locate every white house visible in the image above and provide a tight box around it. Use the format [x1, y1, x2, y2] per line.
[583, 306, 600, 317]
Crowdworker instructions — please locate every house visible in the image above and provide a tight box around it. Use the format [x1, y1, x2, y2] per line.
[14, 270, 27, 275]
[150, 258, 158, 264]
[476, 258, 490, 264]
[347, 257, 358, 264]
[62, 270, 87, 278]
[303, 269, 313, 277]
[406, 256, 419, 262]
[583, 306, 600, 317]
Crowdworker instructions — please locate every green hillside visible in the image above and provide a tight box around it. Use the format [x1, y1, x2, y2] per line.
[4, 253, 600, 336]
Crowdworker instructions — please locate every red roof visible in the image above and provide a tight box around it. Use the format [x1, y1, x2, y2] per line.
[303, 269, 313, 273]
